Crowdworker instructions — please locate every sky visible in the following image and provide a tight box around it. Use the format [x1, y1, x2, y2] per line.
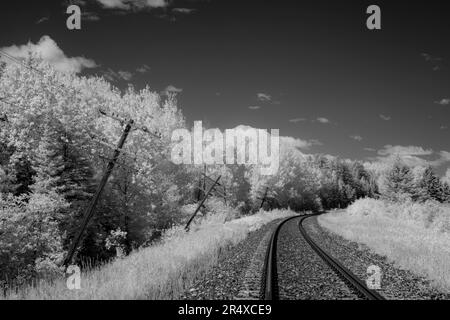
[0, 0, 449, 175]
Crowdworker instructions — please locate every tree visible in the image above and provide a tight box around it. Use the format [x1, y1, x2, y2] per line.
[384, 161, 419, 201]
[417, 166, 448, 203]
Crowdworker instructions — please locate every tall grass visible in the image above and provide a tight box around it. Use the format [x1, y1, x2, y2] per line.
[3, 208, 295, 300]
[319, 198, 450, 293]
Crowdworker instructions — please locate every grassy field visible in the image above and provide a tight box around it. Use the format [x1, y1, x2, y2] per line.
[319, 198, 450, 293]
[3, 208, 294, 300]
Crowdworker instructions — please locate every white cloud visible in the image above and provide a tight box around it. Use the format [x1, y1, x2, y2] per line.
[442, 168, 450, 185]
[421, 53, 443, 71]
[421, 53, 442, 62]
[370, 145, 450, 169]
[232, 125, 320, 151]
[1, 35, 97, 74]
[82, 12, 101, 21]
[136, 64, 151, 73]
[118, 71, 133, 81]
[378, 145, 433, 157]
[36, 17, 49, 24]
[350, 135, 363, 141]
[96, 0, 129, 9]
[163, 85, 183, 95]
[379, 114, 391, 121]
[289, 118, 307, 123]
[172, 8, 196, 14]
[433, 151, 450, 166]
[280, 136, 321, 150]
[435, 98, 450, 106]
[316, 117, 330, 124]
[257, 92, 272, 102]
[103, 68, 133, 82]
[96, 0, 168, 10]
[248, 106, 261, 110]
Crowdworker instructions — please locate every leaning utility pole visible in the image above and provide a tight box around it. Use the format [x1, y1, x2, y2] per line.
[259, 187, 269, 209]
[63, 118, 134, 268]
[63, 108, 160, 268]
[185, 175, 221, 231]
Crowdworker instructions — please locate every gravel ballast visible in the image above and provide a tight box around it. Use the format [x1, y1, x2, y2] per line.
[181, 213, 449, 300]
[309, 215, 450, 300]
[276, 217, 361, 300]
[180, 219, 282, 300]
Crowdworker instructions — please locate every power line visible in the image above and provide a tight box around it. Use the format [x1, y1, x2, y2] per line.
[0, 50, 45, 76]
[0, 51, 165, 142]
[0, 50, 78, 96]
[63, 108, 162, 268]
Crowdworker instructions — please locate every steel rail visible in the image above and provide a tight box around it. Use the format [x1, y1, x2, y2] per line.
[298, 215, 385, 300]
[261, 215, 300, 300]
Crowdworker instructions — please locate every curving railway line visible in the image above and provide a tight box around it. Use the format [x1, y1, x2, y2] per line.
[262, 214, 386, 300]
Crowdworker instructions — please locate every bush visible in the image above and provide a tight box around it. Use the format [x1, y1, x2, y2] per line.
[346, 198, 450, 233]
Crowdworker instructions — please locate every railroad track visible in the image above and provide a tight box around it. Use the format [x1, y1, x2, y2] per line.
[262, 214, 385, 300]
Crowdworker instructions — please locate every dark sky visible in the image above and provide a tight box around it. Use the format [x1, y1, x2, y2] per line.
[1, 0, 449, 173]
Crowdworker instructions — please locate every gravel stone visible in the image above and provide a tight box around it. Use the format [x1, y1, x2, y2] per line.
[180, 219, 282, 300]
[309, 215, 450, 300]
[276, 217, 361, 300]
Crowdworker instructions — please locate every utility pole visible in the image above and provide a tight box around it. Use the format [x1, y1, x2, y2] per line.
[199, 173, 228, 201]
[259, 187, 269, 209]
[185, 175, 221, 231]
[63, 108, 160, 268]
[223, 185, 227, 206]
[63, 118, 134, 268]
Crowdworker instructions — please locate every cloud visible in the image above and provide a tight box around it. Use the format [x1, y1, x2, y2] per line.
[379, 114, 391, 121]
[435, 98, 450, 106]
[433, 151, 450, 166]
[441, 125, 448, 130]
[172, 8, 196, 14]
[136, 64, 151, 73]
[421, 53, 443, 71]
[421, 53, 442, 63]
[103, 68, 133, 82]
[248, 106, 261, 110]
[280, 136, 321, 150]
[316, 117, 330, 124]
[36, 17, 49, 24]
[82, 12, 101, 21]
[364, 148, 376, 152]
[256, 92, 281, 105]
[0, 35, 97, 73]
[370, 145, 450, 169]
[289, 118, 307, 123]
[118, 71, 133, 81]
[95, 0, 168, 10]
[350, 135, 363, 141]
[378, 145, 433, 157]
[257, 92, 272, 102]
[232, 125, 321, 151]
[442, 168, 450, 185]
[163, 85, 183, 95]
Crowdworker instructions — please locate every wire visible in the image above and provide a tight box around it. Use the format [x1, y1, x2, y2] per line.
[0, 49, 88, 105]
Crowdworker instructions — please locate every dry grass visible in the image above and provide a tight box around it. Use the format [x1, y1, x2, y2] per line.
[319, 199, 450, 293]
[3, 208, 295, 300]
